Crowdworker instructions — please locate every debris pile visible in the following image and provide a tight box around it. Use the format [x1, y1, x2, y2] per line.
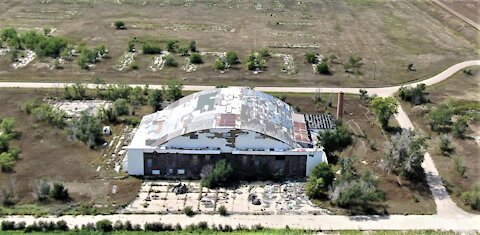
[12, 50, 36, 69]
[268, 42, 320, 49]
[274, 53, 297, 75]
[183, 58, 197, 73]
[172, 183, 189, 195]
[116, 52, 136, 71]
[150, 52, 170, 71]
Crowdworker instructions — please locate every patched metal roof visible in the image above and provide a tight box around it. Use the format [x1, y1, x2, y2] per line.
[139, 87, 311, 148]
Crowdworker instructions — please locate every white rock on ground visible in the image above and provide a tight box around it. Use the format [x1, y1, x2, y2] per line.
[12, 50, 36, 69]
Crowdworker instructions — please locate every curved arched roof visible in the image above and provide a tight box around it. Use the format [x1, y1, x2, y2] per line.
[139, 87, 310, 148]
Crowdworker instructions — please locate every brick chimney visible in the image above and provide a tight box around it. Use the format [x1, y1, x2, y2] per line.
[337, 92, 344, 119]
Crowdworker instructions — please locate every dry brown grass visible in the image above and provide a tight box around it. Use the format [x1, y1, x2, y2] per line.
[0, 0, 477, 88]
[0, 88, 140, 212]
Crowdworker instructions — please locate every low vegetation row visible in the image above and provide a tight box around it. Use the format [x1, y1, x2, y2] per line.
[0, 118, 20, 173]
[0, 219, 302, 234]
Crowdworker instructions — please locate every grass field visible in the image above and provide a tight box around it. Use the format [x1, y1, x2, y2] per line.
[0, 0, 477, 88]
[400, 66, 480, 213]
[0, 88, 141, 216]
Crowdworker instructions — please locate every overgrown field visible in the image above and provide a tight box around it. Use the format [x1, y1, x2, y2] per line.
[401, 66, 480, 213]
[0, 0, 477, 87]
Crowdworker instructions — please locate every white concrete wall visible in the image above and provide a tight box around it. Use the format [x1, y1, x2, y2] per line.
[126, 149, 145, 175]
[305, 150, 326, 176]
[164, 129, 290, 152]
[235, 131, 290, 150]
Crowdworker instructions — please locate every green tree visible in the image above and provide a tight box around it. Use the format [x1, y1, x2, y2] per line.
[426, 105, 452, 132]
[166, 40, 177, 53]
[201, 159, 234, 188]
[330, 170, 384, 209]
[462, 182, 480, 210]
[164, 55, 178, 67]
[384, 129, 426, 179]
[0, 117, 15, 135]
[226, 51, 239, 65]
[189, 53, 203, 64]
[317, 122, 353, 156]
[306, 162, 334, 199]
[304, 52, 317, 64]
[113, 99, 130, 116]
[316, 61, 330, 75]
[452, 118, 468, 138]
[163, 80, 183, 101]
[50, 182, 68, 200]
[148, 89, 164, 111]
[213, 58, 226, 71]
[343, 55, 363, 75]
[189, 40, 197, 52]
[114, 20, 126, 29]
[398, 84, 428, 105]
[370, 96, 398, 129]
[71, 112, 102, 148]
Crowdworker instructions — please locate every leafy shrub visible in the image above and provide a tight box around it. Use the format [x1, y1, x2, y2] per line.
[164, 55, 178, 67]
[178, 47, 189, 56]
[50, 182, 68, 200]
[144, 222, 174, 231]
[330, 171, 384, 209]
[183, 206, 195, 217]
[123, 220, 133, 231]
[370, 96, 398, 129]
[316, 61, 330, 74]
[452, 118, 468, 138]
[33, 179, 51, 201]
[226, 51, 239, 65]
[1, 221, 15, 231]
[427, 105, 452, 132]
[190, 53, 203, 64]
[55, 220, 69, 231]
[197, 221, 209, 230]
[96, 219, 113, 232]
[201, 159, 234, 188]
[189, 41, 197, 52]
[142, 42, 162, 54]
[217, 205, 228, 216]
[213, 58, 227, 71]
[462, 182, 480, 210]
[398, 84, 428, 105]
[246, 52, 266, 71]
[258, 48, 270, 58]
[166, 40, 177, 52]
[305, 52, 317, 64]
[317, 122, 353, 156]
[453, 156, 466, 177]
[114, 20, 125, 29]
[384, 129, 426, 179]
[306, 162, 334, 199]
[438, 134, 453, 155]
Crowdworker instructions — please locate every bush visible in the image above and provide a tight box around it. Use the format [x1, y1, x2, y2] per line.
[33, 179, 51, 201]
[114, 20, 125, 29]
[306, 162, 334, 199]
[330, 171, 384, 209]
[462, 182, 480, 210]
[164, 55, 178, 67]
[316, 61, 330, 74]
[439, 134, 453, 155]
[178, 47, 189, 56]
[166, 40, 177, 52]
[96, 219, 113, 232]
[217, 205, 228, 216]
[453, 156, 466, 177]
[370, 96, 398, 129]
[398, 84, 428, 105]
[317, 122, 353, 156]
[246, 52, 266, 71]
[213, 58, 227, 71]
[427, 105, 452, 132]
[55, 220, 69, 231]
[305, 52, 317, 64]
[189, 40, 197, 52]
[123, 220, 133, 231]
[142, 42, 162, 54]
[130, 60, 139, 70]
[50, 182, 68, 200]
[197, 221, 209, 230]
[183, 206, 195, 217]
[226, 51, 239, 65]
[1, 221, 15, 231]
[258, 48, 270, 58]
[190, 53, 203, 64]
[384, 129, 426, 179]
[201, 159, 234, 188]
[452, 118, 468, 138]
[144, 222, 174, 231]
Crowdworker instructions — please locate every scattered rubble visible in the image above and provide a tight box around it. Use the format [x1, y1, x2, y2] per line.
[0, 48, 10, 56]
[48, 99, 112, 118]
[116, 52, 136, 71]
[274, 53, 297, 75]
[12, 50, 36, 69]
[183, 58, 197, 73]
[150, 52, 170, 71]
[268, 42, 320, 49]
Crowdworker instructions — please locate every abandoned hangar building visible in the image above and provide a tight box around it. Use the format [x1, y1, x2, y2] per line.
[125, 87, 335, 179]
